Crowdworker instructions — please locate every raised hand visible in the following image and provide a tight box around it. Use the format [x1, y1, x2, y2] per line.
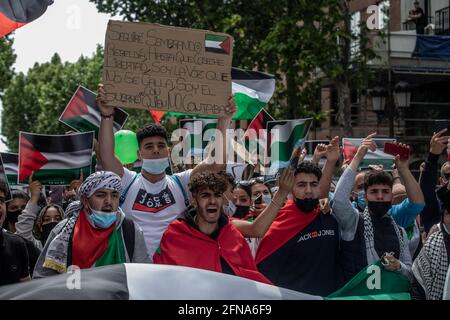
[69, 169, 84, 194]
[357, 133, 377, 157]
[96, 84, 115, 117]
[325, 136, 343, 162]
[223, 96, 237, 121]
[312, 143, 327, 164]
[289, 146, 307, 167]
[394, 143, 412, 171]
[28, 173, 43, 204]
[278, 167, 295, 194]
[430, 129, 449, 155]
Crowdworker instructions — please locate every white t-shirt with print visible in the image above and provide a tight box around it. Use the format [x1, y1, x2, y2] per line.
[120, 168, 192, 261]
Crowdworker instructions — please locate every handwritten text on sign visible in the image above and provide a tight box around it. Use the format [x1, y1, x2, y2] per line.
[102, 21, 233, 117]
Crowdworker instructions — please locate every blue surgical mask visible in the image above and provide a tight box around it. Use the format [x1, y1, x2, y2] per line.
[89, 207, 117, 229]
[223, 201, 237, 216]
[142, 157, 170, 175]
[263, 194, 272, 205]
[356, 191, 366, 211]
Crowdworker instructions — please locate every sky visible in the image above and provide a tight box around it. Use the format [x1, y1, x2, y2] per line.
[0, 0, 121, 152]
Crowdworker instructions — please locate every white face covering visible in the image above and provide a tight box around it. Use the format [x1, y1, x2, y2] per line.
[223, 200, 237, 216]
[141, 157, 170, 174]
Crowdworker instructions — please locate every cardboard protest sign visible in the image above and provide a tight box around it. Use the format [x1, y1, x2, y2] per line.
[102, 21, 233, 117]
[59, 86, 128, 137]
[18, 132, 94, 185]
[343, 138, 396, 169]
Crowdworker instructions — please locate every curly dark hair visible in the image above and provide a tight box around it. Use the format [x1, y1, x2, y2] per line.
[364, 171, 393, 191]
[189, 171, 227, 196]
[136, 123, 168, 146]
[294, 161, 322, 180]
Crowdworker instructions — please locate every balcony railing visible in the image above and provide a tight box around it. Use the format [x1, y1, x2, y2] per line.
[402, 16, 433, 32]
[436, 7, 450, 35]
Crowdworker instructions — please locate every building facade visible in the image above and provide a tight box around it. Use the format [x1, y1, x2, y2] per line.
[316, 0, 450, 173]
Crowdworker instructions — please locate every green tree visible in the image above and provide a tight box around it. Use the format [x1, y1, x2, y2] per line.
[0, 37, 16, 94]
[1, 45, 155, 151]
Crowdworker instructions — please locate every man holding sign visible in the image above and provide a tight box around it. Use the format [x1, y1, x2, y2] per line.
[97, 84, 236, 260]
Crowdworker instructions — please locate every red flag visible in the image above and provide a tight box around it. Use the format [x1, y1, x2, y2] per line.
[255, 200, 320, 265]
[0, 0, 53, 37]
[243, 108, 274, 141]
[149, 110, 165, 124]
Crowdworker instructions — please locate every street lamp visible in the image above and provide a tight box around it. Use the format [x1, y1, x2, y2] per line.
[370, 86, 388, 116]
[394, 81, 412, 108]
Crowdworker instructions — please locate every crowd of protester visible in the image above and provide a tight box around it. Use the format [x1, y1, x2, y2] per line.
[1, 86, 450, 300]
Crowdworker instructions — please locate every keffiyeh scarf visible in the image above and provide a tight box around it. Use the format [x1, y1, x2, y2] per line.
[43, 171, 123, 273]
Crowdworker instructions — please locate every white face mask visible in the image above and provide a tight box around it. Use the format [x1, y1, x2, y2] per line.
[262, 194, 272, 205]
[87, 205, 117, 229]
[141, 157, 170, 175]
[223, 200, 237, 216]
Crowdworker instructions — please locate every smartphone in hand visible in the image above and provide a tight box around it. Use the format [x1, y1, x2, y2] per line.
[434, 120, 450, 134]
[384, 142, 410, 160]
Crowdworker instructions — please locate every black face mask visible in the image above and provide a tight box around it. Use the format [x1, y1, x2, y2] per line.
[368, 201, 392, 219]
[6, 210, 22, 225]
[295, 198, 319, 213]
[233, 205, 250, 219]
[40, 222, 59, 246]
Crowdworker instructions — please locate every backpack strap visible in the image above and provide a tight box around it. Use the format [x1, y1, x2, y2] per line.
[119, 173, 140, 207]
[121, 218, 135, 262]
[170, 175, 189, 207]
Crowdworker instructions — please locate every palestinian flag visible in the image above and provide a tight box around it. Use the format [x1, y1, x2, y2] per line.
[149, 110, 165, 124]
[232, 68, 276, 120]
[205, 34, 231, 54]
[179, 119, 217, 161]
[265, 119, 313, 180]
[243, 108, 274, 168]
[0, 153, 19, 185]
[326, 261, 411, 300]
[59, 86, 128, 137]
[18, 132, 94, 185]
[0, 155, 11, 201]
[0, 263, 321, 300]
[158, 67, 275, 121]
[343, 138, 396, 169]
[0, 0, 53, 37]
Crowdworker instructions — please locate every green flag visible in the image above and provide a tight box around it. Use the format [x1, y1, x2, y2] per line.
[179, 119, 217, 160]
[163, 67, 275, 120]
[265, 118, 312, 181]
[326, 261, 411, 300]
